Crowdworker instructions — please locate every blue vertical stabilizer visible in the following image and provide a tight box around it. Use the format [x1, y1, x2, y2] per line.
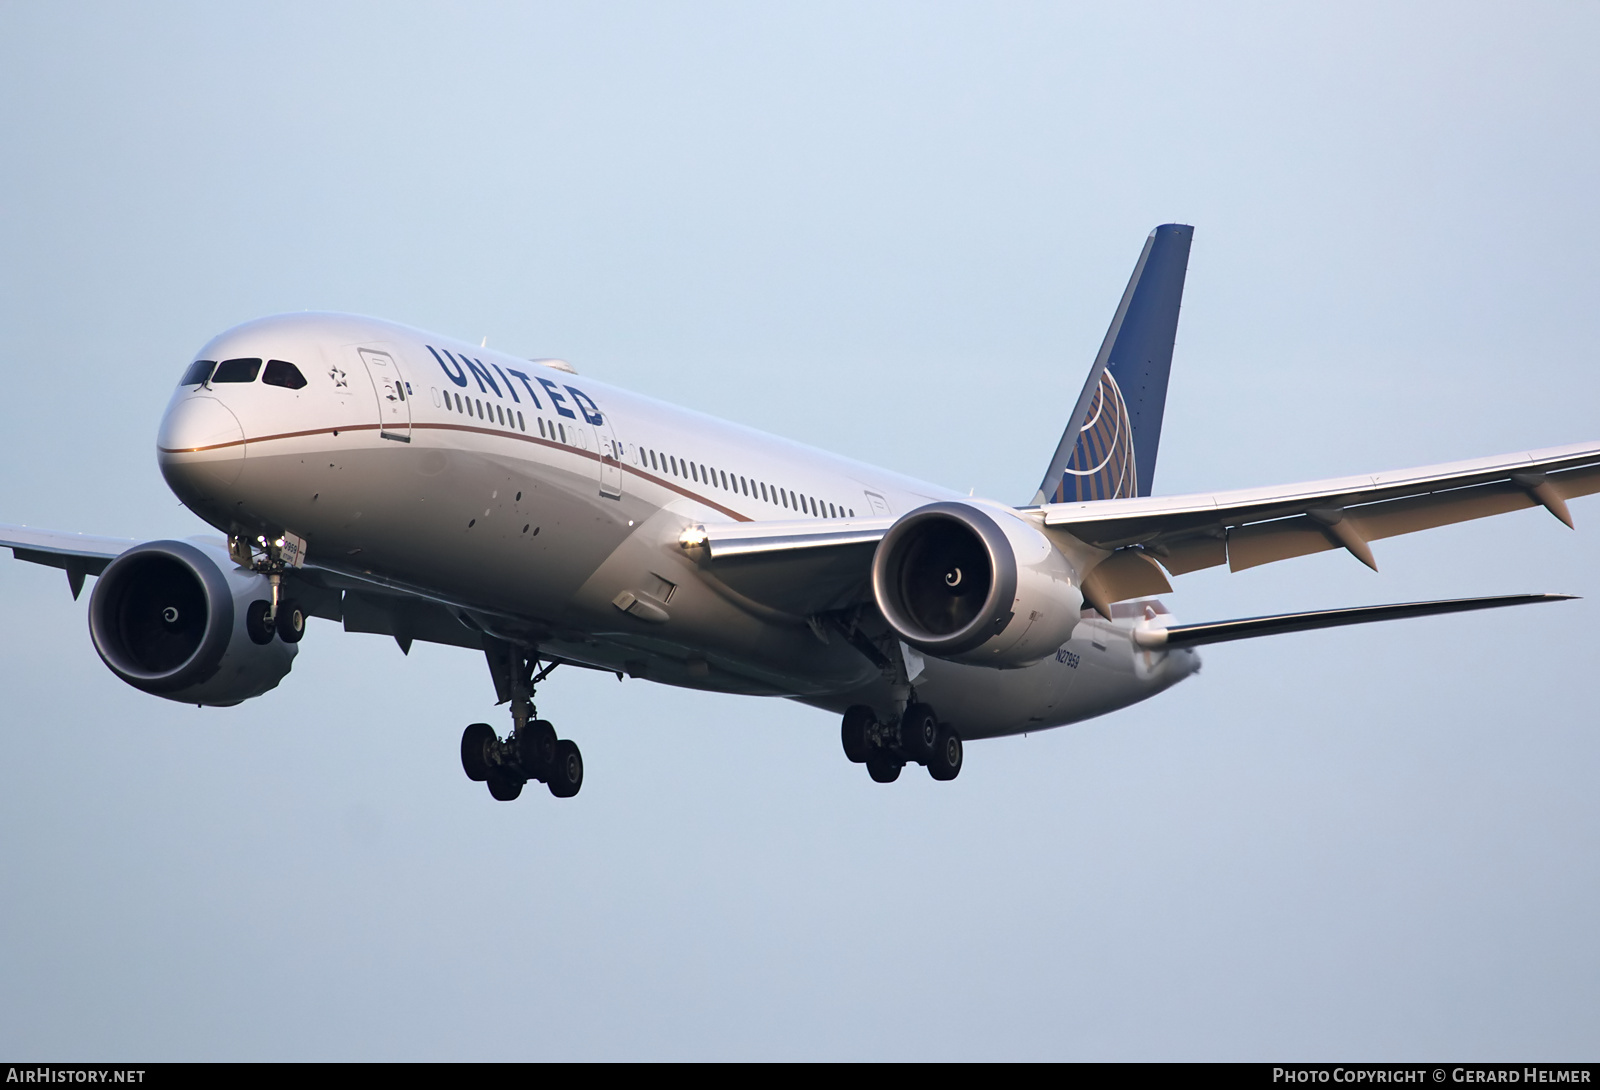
[1034, 224, 1193, 504]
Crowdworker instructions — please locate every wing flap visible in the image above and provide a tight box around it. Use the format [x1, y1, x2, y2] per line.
[705, 542, 878, 617]
[1225, 518, 1339, 572]
[695, 517, 895, 560]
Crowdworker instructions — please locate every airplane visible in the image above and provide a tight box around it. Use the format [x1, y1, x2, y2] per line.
[3, 223, 1594, 801]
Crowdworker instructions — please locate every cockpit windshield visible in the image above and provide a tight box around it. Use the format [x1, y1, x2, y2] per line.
[178, 356, 308, 390]
[179, 360, 216, 386]
[212, 358, 262, 383]
[263, 360, 307, 389]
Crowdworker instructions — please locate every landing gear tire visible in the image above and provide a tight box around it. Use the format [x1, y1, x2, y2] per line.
[487, 773, 523, 801]
[927, 726, 963, 781]
[275, 599, 306, 643]
[841, 705, 873, 763]
[460, 722, 495, 782]
[548, 738, 583, 798]
[902, 703, 939, 764]
[518, 719, 557, 779]
[866, 752, 902, 783]
[246, 600, 274, 645]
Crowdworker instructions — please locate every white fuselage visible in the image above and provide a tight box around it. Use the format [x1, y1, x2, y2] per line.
[156, 313, 1198, 740]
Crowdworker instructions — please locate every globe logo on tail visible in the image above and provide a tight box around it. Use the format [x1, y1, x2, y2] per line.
[1057, 369, 1137, 503]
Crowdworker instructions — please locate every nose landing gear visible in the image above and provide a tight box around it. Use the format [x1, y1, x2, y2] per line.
[460, 646, 584, 802]
[841, 702, 963, 783]
[231, 528, 308, 646]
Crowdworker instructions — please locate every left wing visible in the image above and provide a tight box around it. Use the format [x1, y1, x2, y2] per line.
[1040, 440, 1600, 576]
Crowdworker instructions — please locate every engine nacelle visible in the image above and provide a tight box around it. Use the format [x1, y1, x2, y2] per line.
[88, 539, 297, 706]
[871, 501, 1083, 669]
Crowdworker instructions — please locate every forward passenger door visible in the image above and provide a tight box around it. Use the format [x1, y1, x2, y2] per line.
[356, 347, 411, 442]
[595, 413, 623, 499]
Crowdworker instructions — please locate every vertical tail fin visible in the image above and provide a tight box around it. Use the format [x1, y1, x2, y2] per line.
[1033, 224, 1194, 504]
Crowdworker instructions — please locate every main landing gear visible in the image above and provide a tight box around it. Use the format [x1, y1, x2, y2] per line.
[460, 646, 584, 802]
[840, 702, 963, 783]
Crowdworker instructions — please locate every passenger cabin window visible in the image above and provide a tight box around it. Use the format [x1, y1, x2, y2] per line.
[262, 360, 307, 389]
[180, 360, 216, 386]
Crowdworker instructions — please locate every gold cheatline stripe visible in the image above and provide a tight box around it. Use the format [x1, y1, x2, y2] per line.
[161, 419, 755, 523]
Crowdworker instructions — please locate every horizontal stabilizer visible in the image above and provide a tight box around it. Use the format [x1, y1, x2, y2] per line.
[1133, 593, 1575, 649]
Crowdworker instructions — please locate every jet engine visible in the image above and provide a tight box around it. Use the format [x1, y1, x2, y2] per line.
[871, 501, 1083, 668]
[88, 539, 297, 706]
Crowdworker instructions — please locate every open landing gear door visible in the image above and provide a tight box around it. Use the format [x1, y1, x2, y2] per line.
[357, 347, 411, 442]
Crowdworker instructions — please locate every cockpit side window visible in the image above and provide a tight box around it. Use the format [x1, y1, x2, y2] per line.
[212, 357, 263, 383]
[263, 360, 308, 390]
[180, 360, 216, 387]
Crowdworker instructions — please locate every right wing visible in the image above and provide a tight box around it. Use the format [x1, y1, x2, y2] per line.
[0, 523, 137, 599]
[680, 517, 893, 619]
[0, 521, 492, 655]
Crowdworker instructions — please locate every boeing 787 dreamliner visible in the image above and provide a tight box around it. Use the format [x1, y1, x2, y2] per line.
[4, 225, 1591, 800]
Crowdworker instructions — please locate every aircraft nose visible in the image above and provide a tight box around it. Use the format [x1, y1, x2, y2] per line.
[157, 395, 246, 489]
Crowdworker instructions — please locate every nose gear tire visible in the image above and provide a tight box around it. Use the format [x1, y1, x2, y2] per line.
[246, 600, 274, 645]
[275, 600, 305, 643]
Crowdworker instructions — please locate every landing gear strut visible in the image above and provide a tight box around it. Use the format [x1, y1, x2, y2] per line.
[460, 645, 584, 802]
[841, 701, 963, 783]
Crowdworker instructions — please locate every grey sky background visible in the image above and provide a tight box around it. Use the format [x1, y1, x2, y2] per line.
[1, 2, 1597, 1060]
